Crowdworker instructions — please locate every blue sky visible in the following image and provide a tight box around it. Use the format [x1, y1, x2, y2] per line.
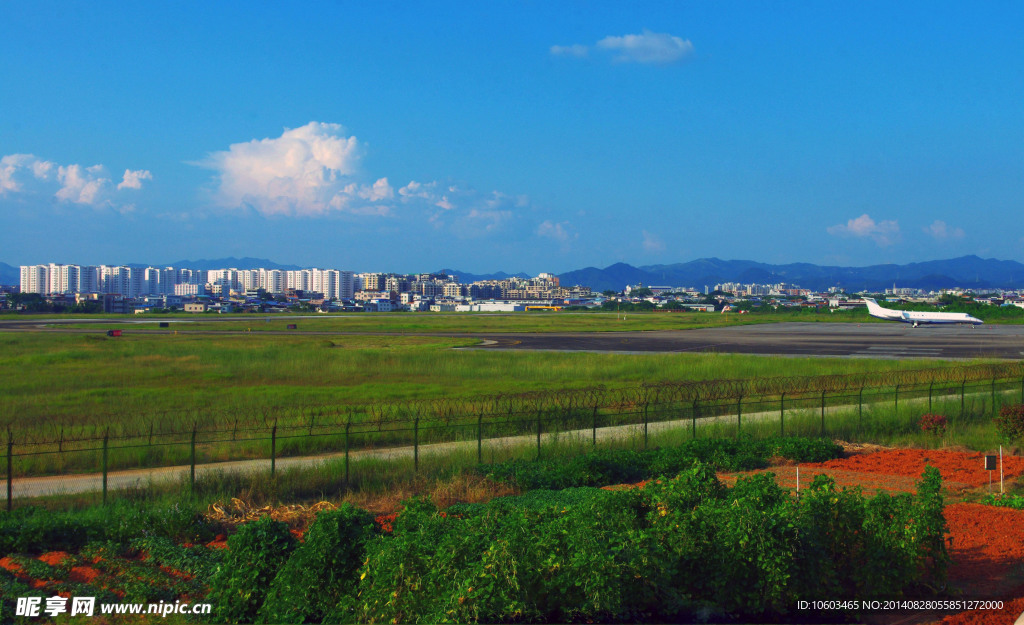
[2, 2, 1021, 274]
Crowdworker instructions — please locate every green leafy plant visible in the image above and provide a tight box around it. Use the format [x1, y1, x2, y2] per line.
[258, 504, 376, 624]
[208, 516, 297, 624]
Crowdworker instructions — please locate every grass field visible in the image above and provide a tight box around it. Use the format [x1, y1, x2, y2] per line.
[0, 325, 953, 431]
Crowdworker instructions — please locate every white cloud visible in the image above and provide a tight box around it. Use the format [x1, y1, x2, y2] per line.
[55, 164, 110, 204]
[117, 169, 153, 190]
[550, 44, 589, 58]
[553, 30, 694, 65]
[1, 153, 146, 209]
[642, 230, 665, 252]
[1, 153, 56, 196]
[827, 214, 901, 247]
[537, 220, 572, 242]
[597, 30, 694, 64]
[923, 220, 965, 240]
[200, 121, 378, 216]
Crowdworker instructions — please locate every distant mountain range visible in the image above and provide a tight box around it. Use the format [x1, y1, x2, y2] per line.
[436, 268, 531, 283]
[161, 257, 304, 271]
[556, 256, 1024, 293]
[0, 262, 16, 286]
[2, 256, 1023, 292]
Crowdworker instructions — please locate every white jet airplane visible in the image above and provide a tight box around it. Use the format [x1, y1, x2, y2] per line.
[862, 298, 983, 328]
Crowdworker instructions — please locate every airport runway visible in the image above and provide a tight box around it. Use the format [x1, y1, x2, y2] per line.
[468, 323, 1024, 360]
[2, 317, 1022, 360]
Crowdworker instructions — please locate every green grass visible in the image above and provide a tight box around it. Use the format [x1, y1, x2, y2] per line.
[0, 330, 947, 432]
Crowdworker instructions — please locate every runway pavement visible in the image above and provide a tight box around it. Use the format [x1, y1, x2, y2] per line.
[467, 322, 1024, 360]
[2, 316, 1022, 360]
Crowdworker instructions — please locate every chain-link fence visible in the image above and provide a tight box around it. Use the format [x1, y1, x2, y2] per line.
[5, 362, 1024, 508]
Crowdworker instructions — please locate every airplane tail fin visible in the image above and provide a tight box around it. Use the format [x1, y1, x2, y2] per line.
[862, 297, 885, 316]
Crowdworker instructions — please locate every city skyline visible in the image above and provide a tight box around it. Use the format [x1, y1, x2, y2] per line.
[2, 3, 1022, 273]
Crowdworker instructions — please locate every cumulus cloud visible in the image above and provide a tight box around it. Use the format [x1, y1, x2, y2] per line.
[1, 154, 55, 196]
[923, 220, 965, 240]
[198, 121, 389, 216]
[1, 153, 147, 208]
[55, 164, 110, 204]
[642, 230, 665, 252]
[827, 214, 901, 247]
[200, 122, 549, 240]
[537, 220, 573, 242]
[117, 169, 153, 190]
[552, 30, 694, 65]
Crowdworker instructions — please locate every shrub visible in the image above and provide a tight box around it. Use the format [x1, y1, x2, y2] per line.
[258, 504, 376, 624]
[980, 493, 1024, 510]
[0, 499, 211, 556]
[919, 414, 947, 437]
[350, 462, 949, 622]
[208, 516, 297, 624]
[478, 437, 844, 491]
[995, 404, 1024, 442]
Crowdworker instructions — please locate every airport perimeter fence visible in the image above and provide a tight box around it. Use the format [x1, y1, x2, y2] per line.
[5, 361, 1024, 508]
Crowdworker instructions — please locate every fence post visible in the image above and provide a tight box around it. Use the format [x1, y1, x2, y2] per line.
[270, 423, 277, 476]
[643, 403, 649, 449]
[961, 379, 966, 419]
[536, 410, 542, 461]
[736, 395, 742, 437]
[780, 392, 785, 437]
[592, 406, 598, 447]
[820, 390, 826, 437]
[894, 384, 900, 417]
[477, 412, 483, 464]
[344, 419, 351, 488]
[102, 429, 109, 506]
[859, 387, 864, 429]
[928, 382, 933, 412]
[309, 412, 315, 437]
[692, 399, 698, 439]
[6, 429, 12, 512]
[991, 378, 997, 414]
[414, 417, 419, 473]
[190, 424, 197, 495]
[60, 427, 65, 454]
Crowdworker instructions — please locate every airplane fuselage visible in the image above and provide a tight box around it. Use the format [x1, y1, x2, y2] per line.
[862, 298, 983, 327]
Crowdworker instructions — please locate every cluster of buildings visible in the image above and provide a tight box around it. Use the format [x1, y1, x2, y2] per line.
[13, 263, 591, 313]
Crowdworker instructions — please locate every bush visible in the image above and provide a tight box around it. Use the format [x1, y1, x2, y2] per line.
[478, 437, 844, 491]
[208, 516, 297, 624]
[995, 404, 1024, 442]
[919, 414, 947, 437]
[258, 504, 376, 624]
[980, 493, 1024, 510]
[350, 462, 949, 622]
[0, 499, 211, 556]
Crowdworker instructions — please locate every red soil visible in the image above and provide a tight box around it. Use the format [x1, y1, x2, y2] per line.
[37, 551, 69, 566]
[938, 595, 1024, 625]
[68, 565, 100, 584]
[205, 533, 229, 550]
[804, 449, 1024, 488]
[374, 513, 397, 534]
[944, 504, 1024, 594]
[0, 556, 23, 575]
